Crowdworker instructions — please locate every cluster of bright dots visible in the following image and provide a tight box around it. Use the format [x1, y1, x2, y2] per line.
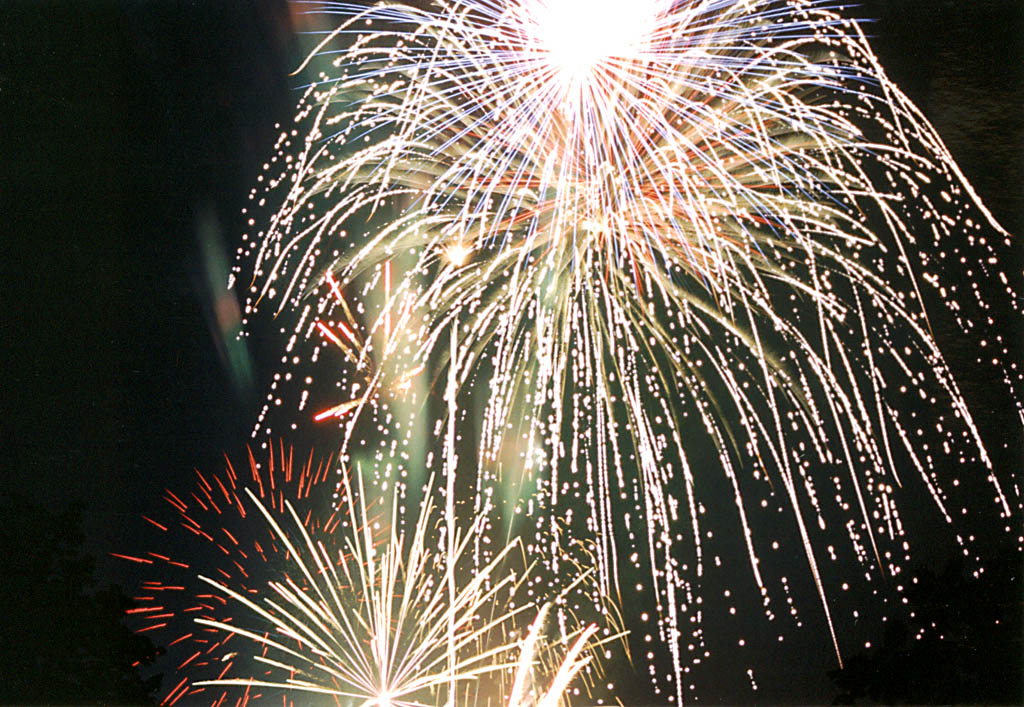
[227, 0, 1021, 703]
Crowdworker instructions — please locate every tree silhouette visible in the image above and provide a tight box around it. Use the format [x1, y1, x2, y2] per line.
[830, 544, 1023, 705]
[0, 498, 162, 705]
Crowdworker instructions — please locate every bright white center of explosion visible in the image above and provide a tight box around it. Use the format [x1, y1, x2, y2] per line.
[531, 0, 661, 83]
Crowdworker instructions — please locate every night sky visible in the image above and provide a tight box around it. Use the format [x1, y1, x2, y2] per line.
[4, 1, 1022, 704]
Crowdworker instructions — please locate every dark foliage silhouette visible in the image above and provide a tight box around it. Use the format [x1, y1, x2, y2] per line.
[830, 545, 1023, 705]
[0, 499, 162, 705]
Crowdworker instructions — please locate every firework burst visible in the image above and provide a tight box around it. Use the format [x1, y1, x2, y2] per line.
[192, 475, 606, 706]
[236, 0, 1022, 700]
[120, 445, 611, 705]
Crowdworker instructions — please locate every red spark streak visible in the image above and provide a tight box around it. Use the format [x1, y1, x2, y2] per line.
[162, 677, 189, 706]
[143, 516, 169, 532]
[316, 320, 346, 350]
[110, 553, 153, 564]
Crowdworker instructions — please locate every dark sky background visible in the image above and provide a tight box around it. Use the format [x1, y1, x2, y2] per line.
[3, 1, 1022, 704]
